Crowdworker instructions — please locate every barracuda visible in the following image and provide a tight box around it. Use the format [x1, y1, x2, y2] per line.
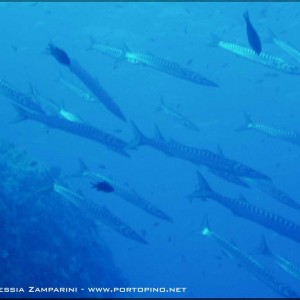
[254, 235, 300, 280]
[267, 30, 300, 63]
[190, 172, 300, 245]
[200, 218, 299, 298]
[57, 75, 96, 103]
[11, 102, 129, 157]
[29, 84, 86, 124]
[128, 122, 269, 180]
[210, 35, 300, 75]
[74, 160, 172, 222]
[90, 41, 219, 87]
[157, 97, 200, 132]
[0, 79, 44, 114]
[53, 183, 147, 245]
[48, 43, 126, 122]
[206, 146, 250, 188]
[245, 177, 300, 211]
[237, 114, 300, 146]
[207, 147, 300, 210]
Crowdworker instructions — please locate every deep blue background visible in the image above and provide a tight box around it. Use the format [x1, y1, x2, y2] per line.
[1, 2, 300, 298]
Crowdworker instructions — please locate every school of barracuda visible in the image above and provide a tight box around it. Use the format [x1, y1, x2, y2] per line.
[1, 7, 300, 298]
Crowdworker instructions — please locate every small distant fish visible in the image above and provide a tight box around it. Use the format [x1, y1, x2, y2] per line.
[157, 97, 200, 132]
[92, 181, 114, 193]
[244, 11, 262, 55]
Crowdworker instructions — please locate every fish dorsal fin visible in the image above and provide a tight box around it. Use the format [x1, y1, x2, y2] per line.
[259, 234, 272, 255]
[230, 239, 238, 247]
[154, 124, 164, 141]
[122, 42, 130, 53]
[76, 189, 84, 197]
[238, 194, 248, 203]
[216, 145, 225, 157]
[169, 138, 180, 145]
[159, 96, 165, 106]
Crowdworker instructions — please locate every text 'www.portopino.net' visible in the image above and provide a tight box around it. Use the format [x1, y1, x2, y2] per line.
[87, 287, 187, 294]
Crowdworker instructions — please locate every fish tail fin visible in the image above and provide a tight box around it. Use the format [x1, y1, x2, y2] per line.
[251, 235, 272, 256]
[126, 121, 145, 150]
[67, 158, 90, 179]
[10, 103, 29, 123]
[187, 171, 215, 200]
[28, 82, 38, 98]
[208, 33, 221, 48]
[236, 112, 253, 131]
[78, 158, 90, 175]
[86, 36, 96, 51]
[154, 123, 165, 141]
[243, 10, 250, 21]
[156, 96, 165, 112]
[122, 42, 130, 55]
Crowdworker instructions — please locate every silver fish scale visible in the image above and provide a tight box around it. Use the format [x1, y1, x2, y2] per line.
[211, 232, 299, 298]
[218, 41, 300, 75]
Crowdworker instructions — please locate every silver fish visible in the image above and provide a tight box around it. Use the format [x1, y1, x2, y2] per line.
[267, 30, 300, 63]
[127, 122, 269, 180]
[157, 97, 200, 132]
[254, 235, 300, 280]
[210, 35, 300, 75]
[90, 41, 219, 87]
[74, 159, 172, 222]
[53, 183, 147, 245]
[200, 217, 299, 298]
[189, 171, 300, 245]
[237, 113, 300, 146]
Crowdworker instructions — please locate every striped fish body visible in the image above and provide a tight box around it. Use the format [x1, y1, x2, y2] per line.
[160, 104, 199, 132]
[145, 136, 268, 179]
[250, 123, 300, 145]
[58, 77, 96, 102]
[59, 109, 84, 124]
[208, 168, 250, 188]
[273, 254, 300, 280]
[218, 41, 300, 75]
[85, 171, 172, 222]
[0, 79, 44, 114]
[69, 60, 126, 122]
[91, 43, 124, 59]
[272, 37, 300, 63]
[211, 191, 300, 245]
[246, 178, 300, 211]
[203, 228, 299, 298]
[125, 51, 218, 87]
[16, 106, 129, 157]
[54, 184, 147, 244]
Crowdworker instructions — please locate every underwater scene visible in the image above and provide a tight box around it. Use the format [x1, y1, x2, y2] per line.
[1, 1, 300, 298]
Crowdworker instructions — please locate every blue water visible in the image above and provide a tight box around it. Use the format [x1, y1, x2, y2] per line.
[1, 1, 300, 298]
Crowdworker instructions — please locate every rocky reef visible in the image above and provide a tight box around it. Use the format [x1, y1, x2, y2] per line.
[0, 140, 128, 298]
